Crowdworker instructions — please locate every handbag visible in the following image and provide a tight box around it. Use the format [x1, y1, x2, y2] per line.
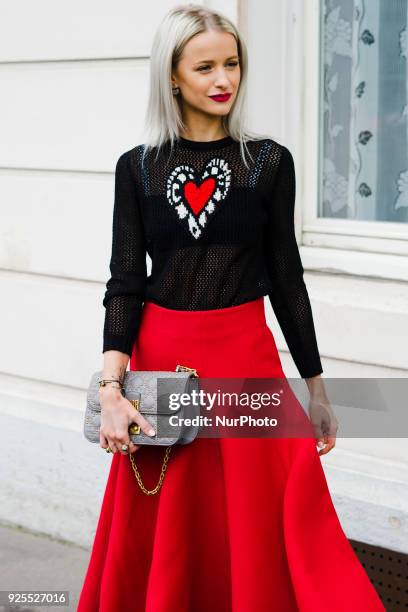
[84, 364, 202, 495]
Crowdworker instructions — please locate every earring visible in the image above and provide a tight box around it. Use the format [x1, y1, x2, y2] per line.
[172, 84, 180, 95]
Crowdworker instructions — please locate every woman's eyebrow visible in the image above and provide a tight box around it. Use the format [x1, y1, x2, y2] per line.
[194, 55, 239, 64]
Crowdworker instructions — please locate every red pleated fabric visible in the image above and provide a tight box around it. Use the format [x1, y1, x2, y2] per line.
[77, 297, 385, 612]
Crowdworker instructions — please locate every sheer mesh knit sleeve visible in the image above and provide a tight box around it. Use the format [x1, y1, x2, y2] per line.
[264, 145, 323, 378]
[102, 150, 147, 355]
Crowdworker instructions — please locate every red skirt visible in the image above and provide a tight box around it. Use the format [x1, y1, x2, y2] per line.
[77, 297, 385, 612]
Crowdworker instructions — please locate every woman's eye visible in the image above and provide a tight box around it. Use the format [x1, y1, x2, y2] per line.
[198, 62, 239, 72]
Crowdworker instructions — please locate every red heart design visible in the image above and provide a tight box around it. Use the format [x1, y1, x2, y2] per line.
[184, 178, 216, 215]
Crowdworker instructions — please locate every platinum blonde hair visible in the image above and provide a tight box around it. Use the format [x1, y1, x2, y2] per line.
[141, 3, 270, 169]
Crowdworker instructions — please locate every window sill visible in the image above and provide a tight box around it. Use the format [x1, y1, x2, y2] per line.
[299, 246, 408, 283]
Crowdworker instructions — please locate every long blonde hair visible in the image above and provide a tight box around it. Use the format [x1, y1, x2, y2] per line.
[141, 3, 270, 169]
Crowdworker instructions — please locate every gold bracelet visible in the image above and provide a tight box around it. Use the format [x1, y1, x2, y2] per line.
[98, 379, 123, 390]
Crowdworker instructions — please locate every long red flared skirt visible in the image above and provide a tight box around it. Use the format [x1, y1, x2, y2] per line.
[77, 297, 385, 612]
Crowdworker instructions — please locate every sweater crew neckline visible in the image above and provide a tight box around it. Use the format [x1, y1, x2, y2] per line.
[176, 134, 235, 150]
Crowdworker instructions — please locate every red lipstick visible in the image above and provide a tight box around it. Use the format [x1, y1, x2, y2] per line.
[209, 93, 231, 102]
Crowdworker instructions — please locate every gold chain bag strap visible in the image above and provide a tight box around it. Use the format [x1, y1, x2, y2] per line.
[84, 365, 201, 495]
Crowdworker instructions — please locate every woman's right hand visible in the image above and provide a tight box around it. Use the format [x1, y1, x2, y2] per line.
[99, 385, 156, 455]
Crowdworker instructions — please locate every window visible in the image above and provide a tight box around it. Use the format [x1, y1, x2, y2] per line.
[297, 1, 408, 280]
[321, 0, 408, 224]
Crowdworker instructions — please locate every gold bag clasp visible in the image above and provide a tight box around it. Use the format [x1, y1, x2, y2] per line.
[176, 364, 198, 377]
[128, 398, 141, 435]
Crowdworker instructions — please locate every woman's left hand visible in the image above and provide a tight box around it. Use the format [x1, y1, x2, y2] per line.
[304, 375, 338, 455]
[308, 394, 339, 455]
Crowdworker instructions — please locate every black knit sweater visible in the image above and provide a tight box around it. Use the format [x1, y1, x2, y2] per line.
[102, 135, 323, 378]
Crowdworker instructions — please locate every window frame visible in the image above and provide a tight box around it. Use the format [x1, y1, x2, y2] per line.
[295, 0, 408, 281]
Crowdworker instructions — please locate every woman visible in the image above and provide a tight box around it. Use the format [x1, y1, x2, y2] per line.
[77, 5, 385, 611]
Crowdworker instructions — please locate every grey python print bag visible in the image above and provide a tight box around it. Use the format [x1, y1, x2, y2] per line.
[83, 365, 202, 495]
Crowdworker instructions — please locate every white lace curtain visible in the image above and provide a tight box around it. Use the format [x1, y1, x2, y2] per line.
[321, 0, 408, 223]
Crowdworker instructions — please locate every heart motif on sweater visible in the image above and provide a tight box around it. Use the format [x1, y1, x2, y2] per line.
[184, 178, 216, 215]
[166, 158, 231, 239]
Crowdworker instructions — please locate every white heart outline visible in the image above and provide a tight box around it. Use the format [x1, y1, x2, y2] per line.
[166, 157, 232, 239]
